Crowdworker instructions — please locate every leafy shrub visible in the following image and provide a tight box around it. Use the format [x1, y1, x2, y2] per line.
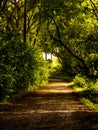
[0, 32, 49, 101]
[73, 75, 87, 88]
[29, 47, 49, 88]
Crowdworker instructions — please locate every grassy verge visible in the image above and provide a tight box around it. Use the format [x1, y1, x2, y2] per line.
[73, 75, 98, 110]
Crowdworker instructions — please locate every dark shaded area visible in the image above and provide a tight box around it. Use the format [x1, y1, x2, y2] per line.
[0, 111, 98, 130]
[0, 79, 98, 130]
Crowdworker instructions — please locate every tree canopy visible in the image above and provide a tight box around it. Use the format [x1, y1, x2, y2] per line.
[0, 0, 98, 101]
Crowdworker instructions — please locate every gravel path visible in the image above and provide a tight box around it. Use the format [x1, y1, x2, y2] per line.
[0, 79, 98, 130]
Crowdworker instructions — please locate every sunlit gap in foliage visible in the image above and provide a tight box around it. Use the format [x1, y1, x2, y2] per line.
[43, 52, 55, 61]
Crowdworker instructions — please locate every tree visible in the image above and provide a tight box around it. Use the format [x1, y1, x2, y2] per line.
[1, 0, 98, 80]
[0, 0, 49, 101]
[23, 0, 26, 42]
[38, 0, 98, 78]
[0, 0, 42, 44]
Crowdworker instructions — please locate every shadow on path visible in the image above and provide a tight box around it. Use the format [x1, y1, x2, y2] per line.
[0, 79, 98, 130]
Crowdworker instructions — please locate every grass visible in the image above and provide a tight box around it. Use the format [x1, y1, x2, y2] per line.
[81, 98, 98, 110]
[73, 86, 98, 110]
[73, 76, 98, 110]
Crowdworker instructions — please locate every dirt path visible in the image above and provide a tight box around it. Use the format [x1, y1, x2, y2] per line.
[0, 79, 98, 130]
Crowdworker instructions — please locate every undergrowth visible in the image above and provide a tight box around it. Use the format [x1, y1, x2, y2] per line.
[73, 75, 98, 110]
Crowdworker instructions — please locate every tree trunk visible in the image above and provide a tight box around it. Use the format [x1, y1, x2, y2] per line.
[23, 0, 26, 43]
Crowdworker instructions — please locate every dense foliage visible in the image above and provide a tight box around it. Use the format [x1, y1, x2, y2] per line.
[40, 0, 98, 79]
[0, 32, 49, 101]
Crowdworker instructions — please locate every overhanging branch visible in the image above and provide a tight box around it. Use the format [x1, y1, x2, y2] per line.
[89, 0, 98, 17]
[47, 18, 89, 74]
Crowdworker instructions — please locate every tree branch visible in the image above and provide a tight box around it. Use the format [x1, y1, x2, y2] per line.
[89, 0, 98, 17]
[47, 18, 89, 74]
[0, 0, 8, 12]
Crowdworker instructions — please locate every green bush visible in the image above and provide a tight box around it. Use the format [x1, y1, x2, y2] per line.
[0, 32, 49, 101]
[29, 47, 49, 88]
[73, 75, 87, 88]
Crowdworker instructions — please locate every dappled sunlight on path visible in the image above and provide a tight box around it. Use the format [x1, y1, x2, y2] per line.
[37, 81, 74, 93]
[0, 79, 98, 130]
